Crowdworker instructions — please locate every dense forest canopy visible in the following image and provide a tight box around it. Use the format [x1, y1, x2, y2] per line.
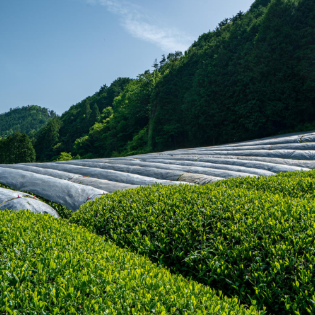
[0, 105, 56, 138]
[5, 0, 315, 162]
[149, 0, 315, 151]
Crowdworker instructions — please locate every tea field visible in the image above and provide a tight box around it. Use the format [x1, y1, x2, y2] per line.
[1, 131, 315, 314]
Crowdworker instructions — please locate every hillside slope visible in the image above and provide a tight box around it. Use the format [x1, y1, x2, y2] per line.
[150, 0, 315, 150]
[33, 78, 131, 161]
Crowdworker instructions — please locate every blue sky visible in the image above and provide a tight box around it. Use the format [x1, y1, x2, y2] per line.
[0, 0, 255, 115]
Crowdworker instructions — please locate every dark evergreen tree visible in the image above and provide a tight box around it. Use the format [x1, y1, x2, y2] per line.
[0, 131, 36, 164]
[34, 117, 62, 161]
[82, 99, 92, 120]
[90, 104, 101, 124]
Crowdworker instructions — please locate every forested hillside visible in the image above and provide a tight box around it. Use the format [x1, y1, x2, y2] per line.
[33, 0, 315, 161]
[0, 105, 56, 138]
[34, 78, 131, 161]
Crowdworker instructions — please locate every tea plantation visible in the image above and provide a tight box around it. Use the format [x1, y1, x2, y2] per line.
[2, 131, 315, 314]
[1, 170, 315, 313]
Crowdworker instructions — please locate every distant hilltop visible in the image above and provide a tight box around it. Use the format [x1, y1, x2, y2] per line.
[0, 105, 57, 138]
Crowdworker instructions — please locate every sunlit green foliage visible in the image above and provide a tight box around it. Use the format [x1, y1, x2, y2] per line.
[70, 170, 315, 314]
[0, 210, 262, 314]
[213, 169, 315, 198]
[57, 78, 131, 158]
[2, 165, 315, 313]
[53, 152, 80, 162]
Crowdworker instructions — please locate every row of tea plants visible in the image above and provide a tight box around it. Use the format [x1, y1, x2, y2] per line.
[70, 170, 315, 314]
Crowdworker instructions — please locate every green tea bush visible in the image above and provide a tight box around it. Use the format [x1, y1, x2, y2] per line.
[212, 170, 315, 198]
[70, 183, 315, 314]
[0, 210, 262, 314]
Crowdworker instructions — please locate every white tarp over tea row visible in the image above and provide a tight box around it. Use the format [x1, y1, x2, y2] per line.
[0, 167, 105, 211]
[0, 187, 59, 217]
[56, 160, 224, 183]
[24, 163, 188, 186]
[1, 129, 315, 216]
[0, 164, 138, 192]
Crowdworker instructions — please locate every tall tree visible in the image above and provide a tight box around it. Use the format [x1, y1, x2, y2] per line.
[34, 117, 62, 161]
[82, 99, 92, 120]
[90, 104, 101, 124]
[0, 131, 36, 164]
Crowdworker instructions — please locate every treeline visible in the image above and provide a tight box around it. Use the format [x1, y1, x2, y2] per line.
[0, 105, 56, 138]
[6, 0, 315, 162]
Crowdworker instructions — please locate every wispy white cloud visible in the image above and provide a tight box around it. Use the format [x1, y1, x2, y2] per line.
[87, 0, 193, 52]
